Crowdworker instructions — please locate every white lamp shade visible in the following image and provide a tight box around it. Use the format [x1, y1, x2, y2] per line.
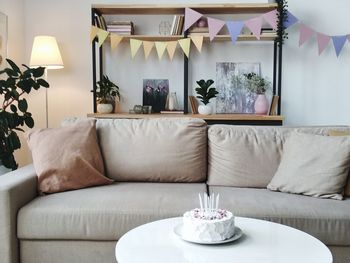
[30, 36, 64, 69]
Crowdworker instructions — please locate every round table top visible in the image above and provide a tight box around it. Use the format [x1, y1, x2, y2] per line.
[115, 217, 332, 263]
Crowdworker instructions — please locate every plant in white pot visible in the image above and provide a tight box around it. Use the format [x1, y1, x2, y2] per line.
[195, 79, 218, 115]
[96, 75, 120, 114]
[243, 73, 271, 115]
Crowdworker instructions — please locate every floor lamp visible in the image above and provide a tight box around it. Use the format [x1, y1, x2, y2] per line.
[30, 36, 64, 128]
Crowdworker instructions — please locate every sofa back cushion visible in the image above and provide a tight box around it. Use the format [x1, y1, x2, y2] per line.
[96, 118, 207, 182]
[207, 125, 350, 191]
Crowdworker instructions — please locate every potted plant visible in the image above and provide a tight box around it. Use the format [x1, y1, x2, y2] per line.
[195, 79, 218, 115]
[96, 75, 120, 114]
[0, 59, 49, 172]
[243, 73, 271, 115]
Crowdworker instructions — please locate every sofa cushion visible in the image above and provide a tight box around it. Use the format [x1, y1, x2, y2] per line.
[209, 186, 350, 246]
[17, 182, 207, 240]
[207, 125, 350, 190]
[267, 132, 350, 200]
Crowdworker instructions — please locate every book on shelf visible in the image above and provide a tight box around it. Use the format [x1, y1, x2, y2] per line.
[170, 15, 184, 35]
[188, 96, 199, 114]
[107, 21, 134, 35]
[160, 111, 184, 114]
[269, 95, 279, 116]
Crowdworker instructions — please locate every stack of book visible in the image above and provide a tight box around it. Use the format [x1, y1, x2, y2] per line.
[94, 14, 107, 30]
[107, 21, 134, 35]
[170, 15, 184, 35]
[188, 27, 209, 35]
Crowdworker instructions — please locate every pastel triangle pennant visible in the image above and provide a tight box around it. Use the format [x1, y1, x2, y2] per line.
[316, 33, 331, 55]
[299, 24, 315, 46]
[348, 35, 350, 42]
[166, 41, 178, 60]
[245, 16, 263, 40]
[110, 34, 123, 50]
[263, 9, 278, 31]
[208, 17, 226, 41]
[226, 21, 244, 44]
[284, 11, 298, 28]
[90, 26, 99, 42]
[178, 38, 191, 58]
[190, 35, 204, 52]
[332, 35, 348, 57]
[155, 41, 168, 60]
[97, 28, 109, 47]
[130, 39, 143, 58]
[184, 8, 203, 31]
[143, 41, 154, 59]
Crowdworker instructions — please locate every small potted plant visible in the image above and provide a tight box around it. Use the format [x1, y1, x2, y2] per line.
[195, 79, 218, 115]
[96, 75, 120, 114]
[243, 73, 271, 115]
[0, 59, 49, 172]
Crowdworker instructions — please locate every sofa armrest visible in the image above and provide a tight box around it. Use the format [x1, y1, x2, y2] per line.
[0, 164, 38, 263]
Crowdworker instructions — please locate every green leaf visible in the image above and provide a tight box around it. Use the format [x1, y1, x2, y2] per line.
[10, 105, 17, 113]
[24, 116, 34, 128]
[37, 78, 50, 88]
[32, 67, 45, 78]
[18, 99, 28, 112]
[6, 59, 21, 74]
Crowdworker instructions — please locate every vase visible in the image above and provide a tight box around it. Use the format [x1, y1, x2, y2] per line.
[97, 103, 113, 114]
[198, 104, 212, 115]
[254, 94, 269, 115]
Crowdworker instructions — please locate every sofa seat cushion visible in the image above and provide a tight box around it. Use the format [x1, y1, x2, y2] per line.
[18, 183, 206, 240]
[209, 186, 350, 246]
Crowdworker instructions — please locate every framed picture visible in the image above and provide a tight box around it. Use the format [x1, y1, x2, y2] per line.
[216, 62, 261, 114]
[143, 79, 169, 113]
[0, 12, 7, 71]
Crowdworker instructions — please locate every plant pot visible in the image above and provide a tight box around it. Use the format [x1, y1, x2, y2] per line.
[97, 103, 113, 114]
[0, 162, 11, 176]
[254, 94, 269, 115]
[198, 104, 212, 115]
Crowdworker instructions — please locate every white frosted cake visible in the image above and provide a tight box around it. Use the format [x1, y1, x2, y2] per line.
[182, 208, 235, 242]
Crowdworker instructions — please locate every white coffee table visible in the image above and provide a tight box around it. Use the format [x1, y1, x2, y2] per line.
[115, 217, 332, 263]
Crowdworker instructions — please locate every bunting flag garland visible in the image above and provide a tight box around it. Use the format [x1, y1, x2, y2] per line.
[184, 8, 203, 31]
[190, 35, 204, 52]
[130, 39, 142, 58]
[143, 41, 154, 59]
[207, 17, 226, 41]
[96, 28, 109, 47]
[178, 38, 191, 58]
[155, 41, 168, 60]
[245, 17, 263, 40]
[263, 9, 278, 31]
[90, 26, 99, 42]
[226, 21, 244, 44]
[284, 11, 299, 28]
[299, 24, 314, 46]
[317, 33, 331, 55]
[110, 34, 123, 50]
[332, 36, 348, 57]
[166, 41, 178, 60]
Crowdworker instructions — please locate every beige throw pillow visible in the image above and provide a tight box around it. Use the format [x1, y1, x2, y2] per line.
[27, 120, 113, 194]
[267, 132, 350, 200]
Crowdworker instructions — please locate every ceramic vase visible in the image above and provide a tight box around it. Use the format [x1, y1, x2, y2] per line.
[97, 103, 113, 114]
[254, 94, 269, 115]
[198, 104, 212, 115]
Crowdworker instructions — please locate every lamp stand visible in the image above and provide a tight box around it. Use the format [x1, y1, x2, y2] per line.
[44, 69, 49, 128]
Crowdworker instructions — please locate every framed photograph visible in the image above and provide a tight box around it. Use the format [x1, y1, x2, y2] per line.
[143, 79, 169, 113]
[216, 62, 261, 114]
[0, 12, 7, 70]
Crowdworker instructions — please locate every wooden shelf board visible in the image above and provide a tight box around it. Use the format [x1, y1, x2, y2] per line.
[92, 3, 278, 15]
[87, 113, 284, 121]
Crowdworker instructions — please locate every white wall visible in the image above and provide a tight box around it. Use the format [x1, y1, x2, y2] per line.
[2, 0, 350, 166]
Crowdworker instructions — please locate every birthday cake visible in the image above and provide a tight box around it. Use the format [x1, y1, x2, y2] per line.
[182, 194, 235, 242]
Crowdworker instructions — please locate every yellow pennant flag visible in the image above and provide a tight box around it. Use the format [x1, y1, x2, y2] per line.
[178, 38, 191, 58]
[90, 26, 99, 42]
[110, 34, 123, 50]
[155, 42, 168, 60]
[130, 39, 143, 58]
[143, 41, 154, 59]
[97, 28, 109, 47]
[190, 35, 204, 53]
[166, 41, 177, 61]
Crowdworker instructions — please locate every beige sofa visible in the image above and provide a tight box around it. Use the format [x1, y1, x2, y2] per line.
[1, 118, 350, 263]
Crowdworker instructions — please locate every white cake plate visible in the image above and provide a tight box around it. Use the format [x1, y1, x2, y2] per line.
[173, 224, 243, 245]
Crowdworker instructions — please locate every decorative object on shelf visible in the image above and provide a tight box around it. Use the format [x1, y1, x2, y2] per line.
[30, 36, 64, 128]
[243, 73, 271, 115]
[159, 20, 171, 35]
[0, 59, 49, 170]
[96, 75, 120, 114]
[142, 105, 152, 114]
[143, 79, 169, 113]
[196, 18, 208, 28]
[195, 79, 218, 115]
[216, 62, 261, 114]
[0, 12, 7, 71]
[133, 105, 143, 114]
[165, 92, 179, 111]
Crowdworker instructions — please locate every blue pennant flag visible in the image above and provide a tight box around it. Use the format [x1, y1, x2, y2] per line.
[332, 35, 348, 57]
[226, 21, 245, 44]
[284, 11, 298, 28]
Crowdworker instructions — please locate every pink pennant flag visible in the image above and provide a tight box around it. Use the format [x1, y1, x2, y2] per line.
[316, 33, 331, 55]
[245, 16, 263, 40]
[348, 35, 350, 42]
[208, 17, 226, 41]
[263, 9, 278, 31]
[299, 24, 315, 46]
[184, 8, 203, 31]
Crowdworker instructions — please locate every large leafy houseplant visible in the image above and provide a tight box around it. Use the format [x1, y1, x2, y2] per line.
[96, 75, 120, 104]
[243, 73, 271, 95]
[195, 79, 218, 115]
[0, 59, 49, 170]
